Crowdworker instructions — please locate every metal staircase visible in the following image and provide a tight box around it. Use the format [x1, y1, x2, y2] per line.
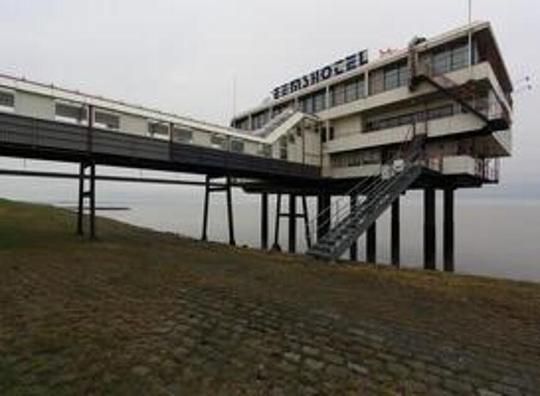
[307, 132, 425, 261]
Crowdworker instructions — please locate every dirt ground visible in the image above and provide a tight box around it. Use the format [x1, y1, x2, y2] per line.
[0, 199, 539, 395]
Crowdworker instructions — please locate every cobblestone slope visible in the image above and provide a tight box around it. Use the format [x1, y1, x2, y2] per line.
[0, 200, 539, 395]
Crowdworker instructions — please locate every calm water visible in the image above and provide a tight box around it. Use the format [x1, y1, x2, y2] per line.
[1, 164, 539, 283]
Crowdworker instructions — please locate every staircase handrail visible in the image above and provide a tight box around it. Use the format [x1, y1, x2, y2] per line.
[309, 124, 422, 243]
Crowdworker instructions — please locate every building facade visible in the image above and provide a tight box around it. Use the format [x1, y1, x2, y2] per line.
[231, 21, 513, 184]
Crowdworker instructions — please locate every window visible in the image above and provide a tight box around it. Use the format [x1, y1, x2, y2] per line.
[301, 95, 314, 114]
[383, 62, 408, 91]
[313, 90, 326, 113]
[234, 117, 250, 130]
[211, 135, 227, 150]
[230, 139, 245, 153]
[345, 80, 359, 102]
[172, 128, 193, 144]
[148, 122, 169, 137]
[366, 105, 455, 132]
[384, 68, 399, 91]
[451, 44, 469, 70]
[331, 84, 346, 106]
[55, 102, 87, 122]
[0, 91, 15, 109]
[258, 144, 272, 157]
[95, 111, 120, 130]
[279, 136, 288, 160]
[252, 111, 269, 129]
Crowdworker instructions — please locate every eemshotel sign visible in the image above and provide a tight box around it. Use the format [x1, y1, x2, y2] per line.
[272, 50, 368, 100]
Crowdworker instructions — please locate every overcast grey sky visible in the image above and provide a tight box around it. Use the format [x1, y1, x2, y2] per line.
[0, 0, 539, 190]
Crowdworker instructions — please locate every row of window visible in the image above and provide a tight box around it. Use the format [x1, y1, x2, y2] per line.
[431, 43, 470, 76]
[365, 105, 454, 132]
[331, 149, 381, 168]
[331, 77, 365, 106]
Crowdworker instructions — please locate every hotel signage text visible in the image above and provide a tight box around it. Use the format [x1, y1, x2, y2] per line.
[272, 50, 368, 100]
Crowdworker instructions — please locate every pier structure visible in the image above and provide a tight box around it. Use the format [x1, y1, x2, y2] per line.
[0, 21, 512, 272]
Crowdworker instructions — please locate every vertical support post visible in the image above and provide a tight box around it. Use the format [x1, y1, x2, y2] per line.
[391, 197, 401, 268]
[273, 194, 282, 250]
[317, 194, 331, 240]
[77, 162, 85, 236]
[201, 175, 210, 241]
[288, 194, 297, 253]
[261, 192, 269, 250]
[366, 222, 377, 263]
[443, 188, 455, 272]
[424, 188, 436, 270]
[349, 194, 358, 261]
[225, 176, 236, 246]
[301, 196, 312, 249]
[89, 162, 96, 240]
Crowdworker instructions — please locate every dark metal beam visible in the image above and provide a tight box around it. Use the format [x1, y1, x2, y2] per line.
[443, 188, 455, 272]
[288, 194, 297, 253]
[391, 197, 401, 268]
[424, 188, 437, 270]
[261, 193, 269, 250]
[226, 176, 236, 246]
[349, 194, 358, 261]
[0, 168, 227, 187]
[366, 222, 377, 263]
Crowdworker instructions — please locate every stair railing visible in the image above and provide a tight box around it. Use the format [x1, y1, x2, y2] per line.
[308, 124, 422, 245]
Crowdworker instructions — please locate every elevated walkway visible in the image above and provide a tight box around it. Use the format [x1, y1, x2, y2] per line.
[0, 112, 320, 181]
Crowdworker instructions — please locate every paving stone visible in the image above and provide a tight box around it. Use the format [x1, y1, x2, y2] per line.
[304, 358, 325, 371]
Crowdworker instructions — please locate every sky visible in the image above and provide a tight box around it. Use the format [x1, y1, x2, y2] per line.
[0, 0, 539, 197]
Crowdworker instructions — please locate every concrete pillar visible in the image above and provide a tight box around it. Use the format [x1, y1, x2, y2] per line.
[443, 188, 455, 272]
[350, 194, 358, 261]
[391, 197, 400, 268]
[366, 222, 377, 263]
[288, 194, 297, 253]
[261, 193, 269, 250]
[424, 188, 436, 270]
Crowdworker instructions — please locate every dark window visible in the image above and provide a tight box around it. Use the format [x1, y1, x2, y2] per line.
[345, 80, 359, 102]
[258, 144, 272, 157]
[331, 84, 346, 106]
[211, 135, 227, 149]
[313, 90, 326, 113]
[172, 128, 193, 144]
[328, 126, 335, 141]
[279, 136, 288, 159]
[451, 44, 469, 70]
[230, 140, 245, 153]
[55, 102, 87, 121]
[148, 122, 169, 136]
[0, 91, 15, 108]
[95, 111, 120, 129]
[384, 68, 399, 91]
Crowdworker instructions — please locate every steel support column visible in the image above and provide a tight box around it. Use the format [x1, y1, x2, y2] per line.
[391, 197, 401, 268]
[316, 194, 331, 240]
[443, 188, 455, 272]
[261, 192, 269, 250]
[349, 194, 358, 261]
[201, 175, 235, 246]
[366, 222, 377, 263]
[225, 176, 235, 246]
[424, 188, 436, 270]
[76, 161, 96, 240]
[201, 176, 210, 242]
[288, 194, 297, 253]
